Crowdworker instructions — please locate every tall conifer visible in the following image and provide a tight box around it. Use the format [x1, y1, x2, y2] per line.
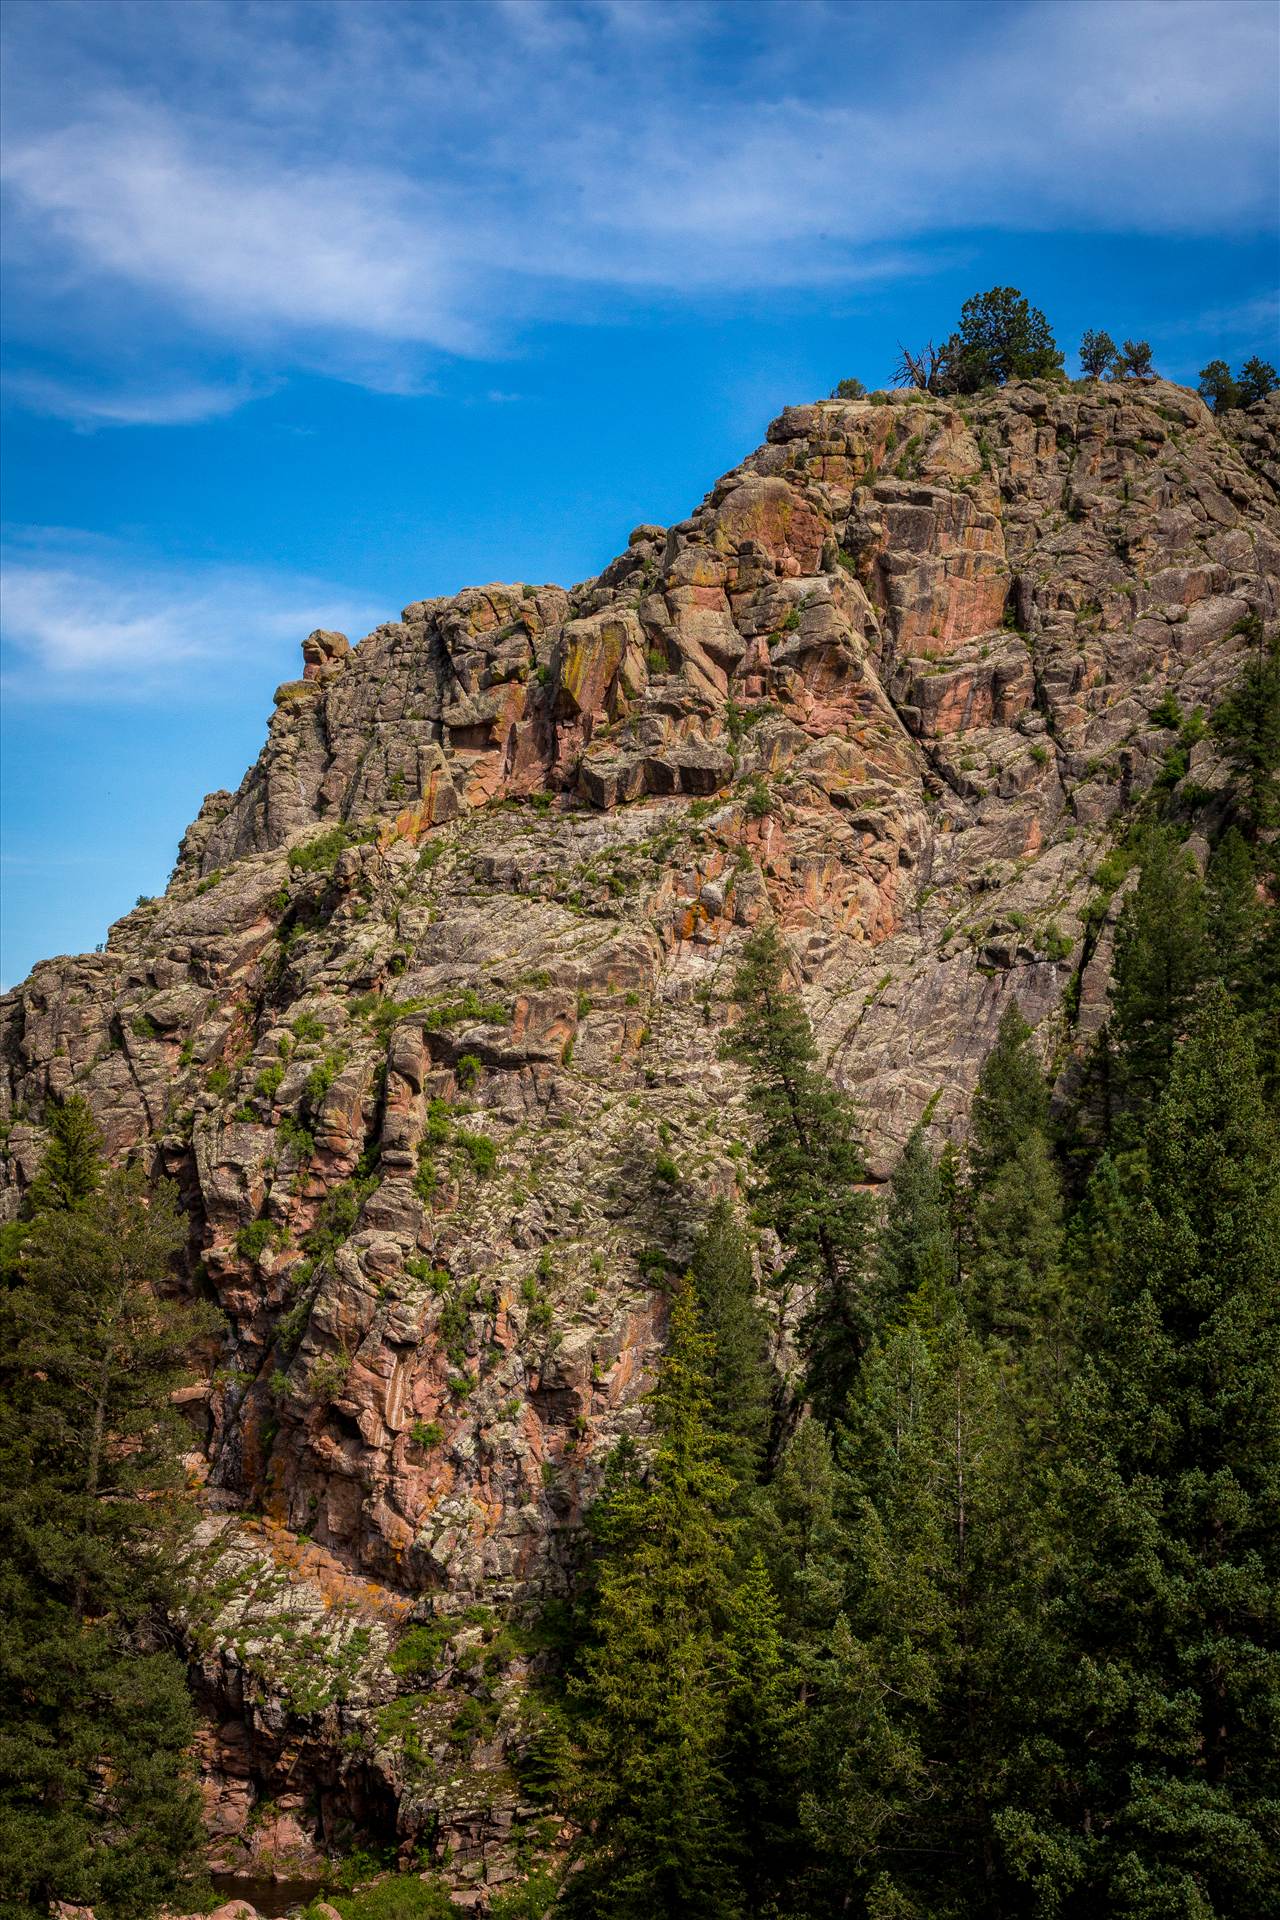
[721, 924, 875, 1423]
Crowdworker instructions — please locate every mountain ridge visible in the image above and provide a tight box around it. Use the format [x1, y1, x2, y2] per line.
[3, 373, 1278, 1897]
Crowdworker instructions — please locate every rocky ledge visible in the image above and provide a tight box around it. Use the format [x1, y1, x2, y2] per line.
[4, 377, 1278, 1898]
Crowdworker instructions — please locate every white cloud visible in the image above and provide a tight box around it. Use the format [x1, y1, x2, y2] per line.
[3, 369, 272, 427]
[0, 0, 1275, 414]
[0, 534, 383, 697]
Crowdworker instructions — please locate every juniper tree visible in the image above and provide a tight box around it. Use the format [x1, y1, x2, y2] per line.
[721, 924, 875, 1425]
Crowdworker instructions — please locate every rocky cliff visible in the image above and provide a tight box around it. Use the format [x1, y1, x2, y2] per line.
[3, 377, 1278, 1904]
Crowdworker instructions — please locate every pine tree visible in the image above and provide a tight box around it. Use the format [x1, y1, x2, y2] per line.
[0, 1166, 220, 1920]
[1109, 827, 1210, 1111]
[25, 1093, 104, 1215]
[801, 1308, 1045, 1918]
[721, 924, 875, 1424]
[1002, 992, 1280, 1917]
[968, 1001, 1049, 1192]
[877, 1123, 956, 1320]
[569, 1282, 743, 1919]
[968, 1130, 1066, 1388]
[1212, 615, 1280, 836]
[690, 1198, 777, 1488]
[723, 1556, 803, 1916]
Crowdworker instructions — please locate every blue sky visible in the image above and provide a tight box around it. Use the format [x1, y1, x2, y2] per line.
[2, 0, 1277, 987]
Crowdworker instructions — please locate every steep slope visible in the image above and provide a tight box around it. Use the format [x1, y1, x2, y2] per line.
[2, 378, 1278, 1898]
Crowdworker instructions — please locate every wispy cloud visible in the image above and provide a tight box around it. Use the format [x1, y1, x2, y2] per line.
[1, 0, 1276, 420]
[3, 369, 272, 428]
[0, 530, 383, 698]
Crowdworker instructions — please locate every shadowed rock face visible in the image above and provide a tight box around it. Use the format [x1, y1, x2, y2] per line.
[4, 379, 1278, 1887]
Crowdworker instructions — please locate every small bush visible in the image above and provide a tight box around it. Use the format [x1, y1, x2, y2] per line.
[653, 1151, 679, 1186]
[254, 1062, 285, 1100]
[410, 1419, 445, 1452]
[287, 822, 374, 876]
[743, 777, 772, 820]
[236, 1218, 284, 1263]
[388, 1619, 453, 1678]
[130, 1013, 160, 1041]
[329, 1873, 455, 1920]
[457, 1130, 498, 1178]
[455, 1053, 482, 1090]
[291, 1011, 326, 1043]
[310, 1350, 351, 1403]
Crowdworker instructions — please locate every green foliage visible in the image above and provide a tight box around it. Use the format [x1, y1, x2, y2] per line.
[876, 1121, 956, 1317]
[328, 1873, 456, 1920]
[803, 1309, 1045, 1918]
[721, 924, 875, 1423]
[830, 376, 867, 399]
[1199, 354, 1278, 413]
[689, 1199, 776, 1492]
[968, 1000, 1048, 1191]
[1078, 328, 1116, 378]
[1110, 828, 1210, 1111]
[1212, 616, 1280, 834]
[253, 1061, 285, 1100]
[303, 1046, 347, 1113]
[0, 1161, 220, 1919]
[388, 1618, 453, 1678]
[290, 1010, 327, 1043]
[286, 821, 374, 875]
[301, 1174, 376, 1260]
[27, 1095, 103, 1215]
[235, 1216, 285, 1264]
[1003, 993, 1280, 1916]
[1114, 337, 1154, 379]
[409, 1419, 444, 1452]
[568, 1283, 743, 1919]
[487, 1869, 561, 1919]
[941, 285, 1064, 392]
[455, 1051, 482, 1090]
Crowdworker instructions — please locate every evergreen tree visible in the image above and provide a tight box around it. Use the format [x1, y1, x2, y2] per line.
[25, 1093, 104, 1216]
[569, 1283, 742, 1919]
[939, 286, 1064, 392]
[1078, 330, 1116, 380]
[723, 1557, 803, 1917]
[756, 1414, 849, 1646]
[1198, 358, 1241, 414]
[721, 925, 875, 1425]
[968, 1129, 1066, 1390]
[0, 1165, 219, 1920]
[876, 1123, 956, 1319]
[802, 1308, 1045, 1918]
[1002, 993, 1280, 1917]
[689, 1198, 777, 1488]
[1109, 827, 1210, 1111]
[1238, 356, 1279, 405]
[1114, 339, 1155, 380]
[968, 1001, 1049, 1192]
[1212, 615, 1280, 835]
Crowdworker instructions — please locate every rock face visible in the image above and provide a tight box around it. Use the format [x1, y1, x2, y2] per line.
[3, 379, 1278, 1897]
